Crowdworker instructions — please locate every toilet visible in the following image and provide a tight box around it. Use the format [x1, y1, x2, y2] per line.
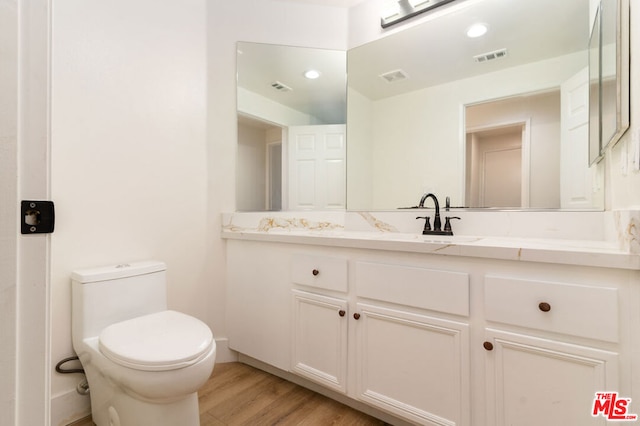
[71, 260, 216, 426]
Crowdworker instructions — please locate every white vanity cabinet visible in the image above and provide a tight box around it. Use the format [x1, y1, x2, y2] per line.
[482, 275, 624, 426]
[289, 255, 471, 425]
[225, 236, 638, 426]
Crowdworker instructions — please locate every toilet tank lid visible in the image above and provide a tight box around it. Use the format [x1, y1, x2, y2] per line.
[71, 260, 167, 283]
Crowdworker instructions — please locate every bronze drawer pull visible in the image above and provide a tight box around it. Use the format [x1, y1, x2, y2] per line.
[338, 310, 346, 317]
[353, 313, 361, 320]
[312, 269, 319, 276]
[539, 302, 551, 312]
[483, 341, 494, 351]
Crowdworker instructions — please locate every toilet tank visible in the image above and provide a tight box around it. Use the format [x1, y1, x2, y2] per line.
[71, 261, 168, 342]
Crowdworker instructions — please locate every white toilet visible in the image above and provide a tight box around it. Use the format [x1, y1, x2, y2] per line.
[71, 260, 216, 426]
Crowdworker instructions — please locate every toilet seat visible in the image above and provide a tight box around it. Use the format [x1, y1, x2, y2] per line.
[99, 310, 213, 372]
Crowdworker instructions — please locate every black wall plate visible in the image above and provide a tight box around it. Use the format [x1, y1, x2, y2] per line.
[21, 200, 55, 234]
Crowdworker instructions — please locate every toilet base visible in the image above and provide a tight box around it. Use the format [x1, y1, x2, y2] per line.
[81, 346, 211, 426]
[94, 392, 200, 426]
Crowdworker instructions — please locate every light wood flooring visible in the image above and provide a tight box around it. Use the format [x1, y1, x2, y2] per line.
[69, 362, 388, 426]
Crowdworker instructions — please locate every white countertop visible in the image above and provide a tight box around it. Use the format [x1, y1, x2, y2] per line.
[221, 227, 640, 270]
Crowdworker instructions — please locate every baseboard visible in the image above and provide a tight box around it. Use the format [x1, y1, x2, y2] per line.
[51, 387, 91, 426]
[214, 337, 238, 363]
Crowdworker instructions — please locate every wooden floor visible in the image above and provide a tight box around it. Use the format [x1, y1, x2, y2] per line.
[70, 362, 387, 426]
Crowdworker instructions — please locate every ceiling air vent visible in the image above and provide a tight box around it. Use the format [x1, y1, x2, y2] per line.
[271, 81, 293, 92]
[473, 48, 508, 63]
[379, 69, 409, 83]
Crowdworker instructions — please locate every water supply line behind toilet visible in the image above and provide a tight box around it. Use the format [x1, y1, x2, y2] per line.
[55, 356, 90, 395]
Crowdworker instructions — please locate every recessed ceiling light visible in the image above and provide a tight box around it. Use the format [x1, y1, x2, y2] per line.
[466, 23, 488, 38]
[304, 69, 321, 79]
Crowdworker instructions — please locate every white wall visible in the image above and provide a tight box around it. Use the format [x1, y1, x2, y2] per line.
[47, 0, 348, 423]
[50, 0, 208, 422]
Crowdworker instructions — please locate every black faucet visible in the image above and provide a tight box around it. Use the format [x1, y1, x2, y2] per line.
[417, 193, 442, 231]
[416, 193, 459, 236]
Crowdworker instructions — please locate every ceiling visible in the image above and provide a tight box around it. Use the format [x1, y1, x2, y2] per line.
[237, 0, 588, 125]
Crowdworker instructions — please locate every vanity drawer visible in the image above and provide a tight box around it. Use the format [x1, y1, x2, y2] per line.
[484, 276, 619, 342]
[355, 262, 469, 316]
[291, 254, 348, 293]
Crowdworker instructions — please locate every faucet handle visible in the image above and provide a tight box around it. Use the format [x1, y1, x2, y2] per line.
[416, 216, 431, 233]
[444, 216, 461, 233]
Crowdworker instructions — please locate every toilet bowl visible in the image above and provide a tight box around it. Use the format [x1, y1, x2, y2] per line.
[71, 261, 216, 426]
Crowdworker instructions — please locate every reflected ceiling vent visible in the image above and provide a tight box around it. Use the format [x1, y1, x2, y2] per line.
[379, 69, 409, 83]
[271, 81, 293, 92]
[473, 48, 508, 63]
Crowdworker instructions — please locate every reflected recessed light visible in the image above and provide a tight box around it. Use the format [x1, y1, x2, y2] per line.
[466, 23, 488, 38]
[304, 69, 321, 79]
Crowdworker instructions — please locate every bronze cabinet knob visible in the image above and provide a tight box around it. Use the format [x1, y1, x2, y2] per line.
[483, 341, 494, 351]
[312, 269, 319, 276]
[353, 313, 361, 320]
[538, 302, 551, 312]
[338, 310, 346, 317]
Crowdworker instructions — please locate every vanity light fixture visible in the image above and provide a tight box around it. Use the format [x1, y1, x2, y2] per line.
[466, 23, 488, 38]
[408, 0, 430, 7]
[381, 1, 401, 20]
[304, 69, 321, 79]
[381, 0, 456, 28]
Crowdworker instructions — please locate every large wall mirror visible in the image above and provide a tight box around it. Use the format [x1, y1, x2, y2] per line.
[347, 0, 606, 211]
[235, 0, 627, 212]
[236, 42, 347, 211]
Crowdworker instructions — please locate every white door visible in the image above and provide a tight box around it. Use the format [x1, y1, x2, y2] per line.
[561, 67, 594, 209]
[291, 290, 348, 393]
[482, 147, 522, 207]
[288, 125, 346, 210]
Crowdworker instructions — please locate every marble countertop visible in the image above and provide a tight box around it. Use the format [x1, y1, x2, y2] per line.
[222, 218, 640, 270]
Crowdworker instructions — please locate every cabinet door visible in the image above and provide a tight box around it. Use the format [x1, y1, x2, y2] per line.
[484, 329, 619, 426]
[291, 290, 348, 393]
[355, 303, 470, 426]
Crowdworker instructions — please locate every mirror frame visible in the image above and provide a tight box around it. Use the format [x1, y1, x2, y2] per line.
[589, 0, 630, 165]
